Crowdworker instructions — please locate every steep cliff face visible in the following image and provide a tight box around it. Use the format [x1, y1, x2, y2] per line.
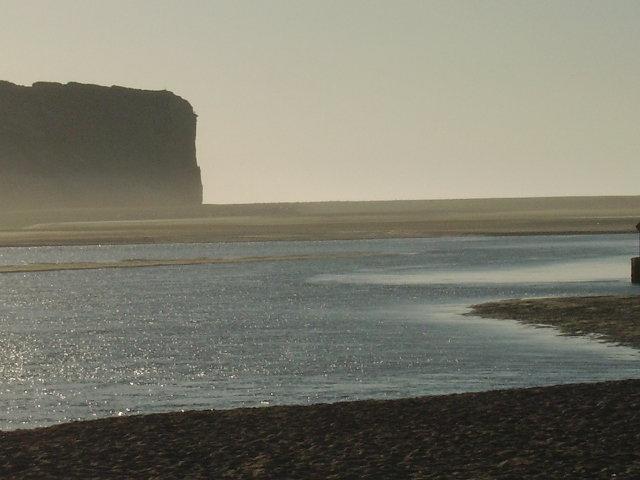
[0, 81, 202, 209]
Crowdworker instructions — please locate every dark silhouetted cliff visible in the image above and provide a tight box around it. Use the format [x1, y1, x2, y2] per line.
[0, 81, 202, 209]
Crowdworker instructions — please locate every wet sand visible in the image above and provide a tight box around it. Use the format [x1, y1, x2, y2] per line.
[469, 295, 640, 349]
[2, 379, 639, 479]
[0, 252, 389, 274]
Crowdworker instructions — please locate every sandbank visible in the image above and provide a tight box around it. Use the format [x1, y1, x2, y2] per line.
[469, 295, 640, 349]
[0, 252, 388, 274]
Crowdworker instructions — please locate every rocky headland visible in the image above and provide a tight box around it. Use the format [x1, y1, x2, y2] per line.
[0, 81, 202, 209]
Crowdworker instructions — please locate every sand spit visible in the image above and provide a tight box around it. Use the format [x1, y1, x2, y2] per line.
[0, 252, 389, 274]
[1, 379, 639, 479]
[469, 295, 640, 349]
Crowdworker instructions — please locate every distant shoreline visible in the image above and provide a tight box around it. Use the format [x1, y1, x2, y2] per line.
[1, 196, 638, 247]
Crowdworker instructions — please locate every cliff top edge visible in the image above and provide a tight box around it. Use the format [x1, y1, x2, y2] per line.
[0, 80, 176, 94]
[0, 80, 194, 111]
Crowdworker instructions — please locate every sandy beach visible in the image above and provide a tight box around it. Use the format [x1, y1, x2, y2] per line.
[4, 0, 640, 476]
[1, 196, 639, 247]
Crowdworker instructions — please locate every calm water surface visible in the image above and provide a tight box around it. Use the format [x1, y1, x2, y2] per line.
[0, 234, 638, 430]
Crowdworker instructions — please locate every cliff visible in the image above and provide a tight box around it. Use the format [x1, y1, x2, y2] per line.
[0, 81, 202, 209]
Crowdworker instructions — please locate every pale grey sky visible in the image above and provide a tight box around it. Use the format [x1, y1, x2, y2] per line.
[2, 0, 639, 204]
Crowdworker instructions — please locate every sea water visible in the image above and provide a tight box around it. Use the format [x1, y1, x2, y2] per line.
[0, 234, 638, 430]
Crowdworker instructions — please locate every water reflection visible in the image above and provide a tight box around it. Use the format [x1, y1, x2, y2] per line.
[0, 234, 638, 430]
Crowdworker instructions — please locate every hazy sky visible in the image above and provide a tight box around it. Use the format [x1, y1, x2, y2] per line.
[2, 1, 639, 204]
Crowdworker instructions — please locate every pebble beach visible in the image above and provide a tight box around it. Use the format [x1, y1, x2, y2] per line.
[1, 379, 639, 479]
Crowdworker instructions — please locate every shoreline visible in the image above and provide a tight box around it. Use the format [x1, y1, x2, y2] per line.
[2, 379, 639, 478]
[2, 196, 639, 477]
[2, 298, 639, 476]
[469, 295, 640, 350]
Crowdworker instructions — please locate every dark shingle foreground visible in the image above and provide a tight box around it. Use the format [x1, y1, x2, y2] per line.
[1, 379, 639, 479]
